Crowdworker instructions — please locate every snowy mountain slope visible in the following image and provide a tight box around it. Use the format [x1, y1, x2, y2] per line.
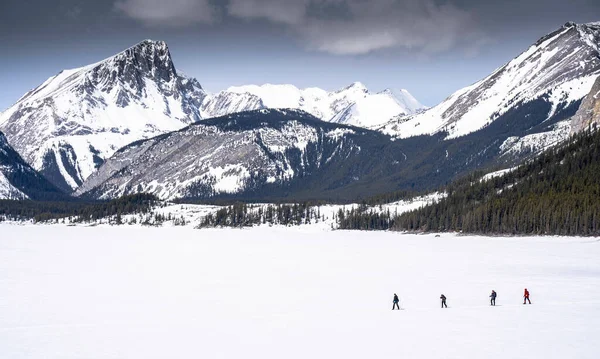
[380, 22, 600, 140]
[81, 103, 570, 202]
[329, 90, 417, 128]
[199, 91, 265, 119]
[0, 40, 207, 192]
[0, 171, 27, 200]
[74, 102, 586, 202]
[498, 64, 600, 160]
[0, 131, 65, 200]
[75, 109, 374, 200]
[380, 89, 425, 114]
[202, 82, 425, 128]
[498, 120, 572, 159]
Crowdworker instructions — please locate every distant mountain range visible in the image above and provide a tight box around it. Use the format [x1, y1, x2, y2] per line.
[0, 40, 423, 192]
[1, 21, 600, 201]
[205, 82, 426, 128]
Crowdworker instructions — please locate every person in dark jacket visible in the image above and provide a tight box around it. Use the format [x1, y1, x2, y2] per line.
[490, 290, 497, 306]
[523, 288, 531, 304]
[440, 294, 447, 308]
[392, 293, 400, 310]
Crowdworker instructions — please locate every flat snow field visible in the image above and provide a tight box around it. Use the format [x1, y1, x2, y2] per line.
[1, 226, 599, 359]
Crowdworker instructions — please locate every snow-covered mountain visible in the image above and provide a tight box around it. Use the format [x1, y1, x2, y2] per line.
[0, 40, 207, 192]
[75, 109, 374, 200]
[201, 82, 425, 128]
[8, 22, 600, 201]
[380, 22, 600, 140]
[497, 74, 600, 160]
[0, 131, 65, 200]
[74, 66, 600, 202]
[0, 38, 422, 192]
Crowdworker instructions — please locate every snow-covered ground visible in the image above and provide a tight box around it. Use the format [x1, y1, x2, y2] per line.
[1, 225, 598, 359]
[34, 193, 444, 228]
[480, 167, 518, 182]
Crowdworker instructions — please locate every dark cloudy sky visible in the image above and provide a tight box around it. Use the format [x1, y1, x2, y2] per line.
[1, 0, 599, 110]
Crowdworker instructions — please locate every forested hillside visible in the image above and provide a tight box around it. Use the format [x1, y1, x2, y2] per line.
[0, 194, 157, 223]
[393, 126, 600, 235]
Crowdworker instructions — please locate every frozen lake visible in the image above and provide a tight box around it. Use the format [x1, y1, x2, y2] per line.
[1, 225, 599, 358]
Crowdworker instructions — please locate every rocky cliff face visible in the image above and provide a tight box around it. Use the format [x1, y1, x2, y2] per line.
[571, 75, 600, 133]
[0, 40, 207, 192]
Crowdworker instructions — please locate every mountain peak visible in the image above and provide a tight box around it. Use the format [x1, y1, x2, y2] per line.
[380, 88, 426, 113]
[125, 39, 169, 58]
[118, 39, 168, 53]
[579, 21, 600, 28]
[338, 81, 368, 93]
[562, 21, 600, 31]
[381, 88, 409, 95]
[138, 39, 166, 46]
[0, 39, 206, 191]
[98, 39, 176, 79]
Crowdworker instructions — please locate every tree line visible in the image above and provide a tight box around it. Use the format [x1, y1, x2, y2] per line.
[0, 193, 158, 223]
[337, 204, 394, 230]
[199, 202, 324, 228]
[393, 127, 600, 235]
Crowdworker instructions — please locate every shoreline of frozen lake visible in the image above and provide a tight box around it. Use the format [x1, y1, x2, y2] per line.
[1, 225, 599, 359]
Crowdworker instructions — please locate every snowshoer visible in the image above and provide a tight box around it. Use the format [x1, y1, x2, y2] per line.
[523, 288, 531, 304]
[440, 294, 447, 308]
[490, 290, 497, 306]
[392, 293, 400, 310]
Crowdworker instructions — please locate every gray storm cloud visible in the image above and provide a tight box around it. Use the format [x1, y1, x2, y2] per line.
[114, 0, 218, 26]
[114, 0, 485, 55]
[228, 0, 311, 25]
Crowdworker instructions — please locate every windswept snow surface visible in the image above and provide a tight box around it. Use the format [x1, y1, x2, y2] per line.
[1, 226, 599, 359]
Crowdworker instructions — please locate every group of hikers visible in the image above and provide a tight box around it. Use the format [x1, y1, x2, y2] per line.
[392, 289, 532, 310]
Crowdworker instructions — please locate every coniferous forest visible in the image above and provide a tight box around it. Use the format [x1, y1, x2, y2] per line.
[0, 194, 157, 223]
[199, 203, 323, 227]
[392, 127, 600, 235]
[336, 204, 394, 230]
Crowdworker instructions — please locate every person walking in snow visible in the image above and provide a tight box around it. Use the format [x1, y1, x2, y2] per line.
[523, 288, 531, 304]
[440, 294, 447, 308]
[490, 290, 497, 306]
[392, 293, 400, 310]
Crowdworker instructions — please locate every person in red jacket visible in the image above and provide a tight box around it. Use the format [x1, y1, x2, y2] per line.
[523, 288, 532, 304]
